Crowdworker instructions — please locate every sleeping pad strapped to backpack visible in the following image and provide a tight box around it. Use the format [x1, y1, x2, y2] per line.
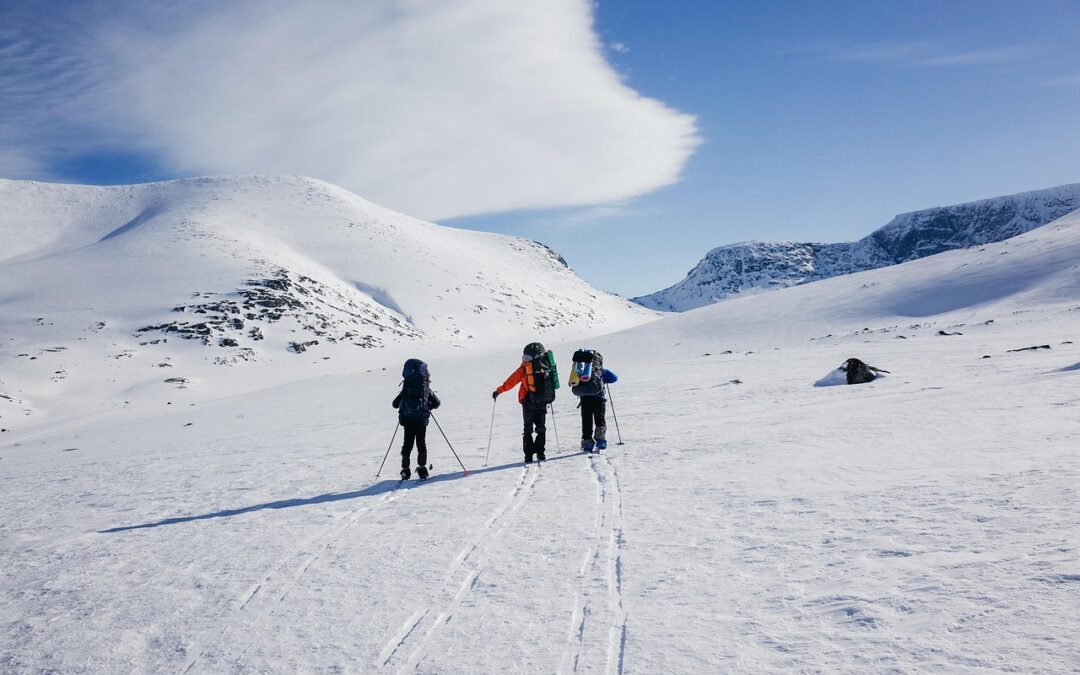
[571, 349, 604, 397]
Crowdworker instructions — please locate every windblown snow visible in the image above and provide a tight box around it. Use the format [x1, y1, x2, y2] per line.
[1, 179, 1078, 673]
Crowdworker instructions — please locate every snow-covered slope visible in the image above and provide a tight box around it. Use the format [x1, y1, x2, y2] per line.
[621, 201, 1080, 351]
[0, 176, 653, 427]
[1, 202, 1079, 672]
[635, 183, 1080, 311]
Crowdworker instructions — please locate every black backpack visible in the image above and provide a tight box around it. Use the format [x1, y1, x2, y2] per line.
[523, 343, 557, 405]
[399, 358, 432, 419]
[571, 349, 604, 397]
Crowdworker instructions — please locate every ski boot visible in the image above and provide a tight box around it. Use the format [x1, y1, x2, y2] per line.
[581, 439, 595, 454]
[400, 467, 411, 480]
[536, 450, 546, 462]
[417, 465, 429, 480]
[596, 439, 607, 451]
[524, 454, 534, 465]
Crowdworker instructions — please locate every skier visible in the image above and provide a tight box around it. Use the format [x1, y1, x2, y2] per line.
[392, 359, 441, 480]
[492, 342, 557, 463]
[569, 349, 618, 453]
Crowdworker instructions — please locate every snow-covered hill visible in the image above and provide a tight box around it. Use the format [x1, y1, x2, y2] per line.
[0, 176, 653, 428]
[635, 183, 1080, 311]
[2, 199, 1079, 672]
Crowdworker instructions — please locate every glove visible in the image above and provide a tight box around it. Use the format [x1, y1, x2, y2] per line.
[492, 390, 499, 400]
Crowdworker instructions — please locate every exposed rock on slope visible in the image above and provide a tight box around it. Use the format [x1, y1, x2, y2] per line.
[635, 184, 1080, 311]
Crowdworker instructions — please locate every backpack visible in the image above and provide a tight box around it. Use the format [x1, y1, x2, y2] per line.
[398, 358, 432, 419]
[571, 349, 604, 397]
[523, 343, 557, 405]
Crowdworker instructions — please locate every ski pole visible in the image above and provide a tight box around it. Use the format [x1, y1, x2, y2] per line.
[375, 422, 400, 477]
[548, 403, 561, 453]
[431, 412, 469, 476]
[606, 384, 624, 445]
[483, 397, 494, 466]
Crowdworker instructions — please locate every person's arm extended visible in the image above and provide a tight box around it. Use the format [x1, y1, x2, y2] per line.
[495, 366, 523, 395]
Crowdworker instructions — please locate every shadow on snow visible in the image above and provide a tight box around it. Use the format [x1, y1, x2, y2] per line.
[99, 451, 586, 534]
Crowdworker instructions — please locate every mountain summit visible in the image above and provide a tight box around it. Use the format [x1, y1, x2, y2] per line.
[634, 183, 1080, 312]
[0, 176, 653, 424]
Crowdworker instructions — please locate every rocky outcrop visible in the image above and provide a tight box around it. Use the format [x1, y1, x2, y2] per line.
[635, 184, 1080, 312]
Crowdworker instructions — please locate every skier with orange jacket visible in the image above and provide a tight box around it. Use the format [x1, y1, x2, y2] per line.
[492, 342, 558, 463]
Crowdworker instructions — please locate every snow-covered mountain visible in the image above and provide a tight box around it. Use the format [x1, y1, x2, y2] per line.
[634, 183, 1080, 311]
[0, 176, 653, 426]
[4, 192, 1079, 673]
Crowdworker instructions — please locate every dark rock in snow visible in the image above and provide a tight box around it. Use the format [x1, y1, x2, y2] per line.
[815, 358, 890, 386]
[136, 268, 418, 354]
[1007, 345, 1051, 352]
[843, 358, 882, 384]
[288, 340, 320, 353]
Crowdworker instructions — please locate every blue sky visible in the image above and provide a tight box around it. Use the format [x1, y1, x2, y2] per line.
[454, 0, 1080, 295]
[3, 1, 1080, 297]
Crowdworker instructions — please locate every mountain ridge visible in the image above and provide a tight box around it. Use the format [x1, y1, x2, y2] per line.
[634, 183, 1080, 312]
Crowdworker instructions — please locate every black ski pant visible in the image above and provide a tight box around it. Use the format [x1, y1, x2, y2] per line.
[521, 402, 547, 459]
[401, 419, 428, 469]
[580, 396, 607, 442]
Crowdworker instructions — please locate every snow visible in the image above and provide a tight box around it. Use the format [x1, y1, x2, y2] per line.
[2, 181, 1080, 672]
[812, 366, 849, 387]
[0, 176, 654, 431]
[635, 183, 1080, 312]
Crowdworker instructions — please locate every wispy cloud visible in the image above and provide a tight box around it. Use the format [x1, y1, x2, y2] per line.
[0, 0, 699, 221]
[529, 202, 642, 229]
[787, 40, 1031, 69]
[1039, 74, 1080, 88]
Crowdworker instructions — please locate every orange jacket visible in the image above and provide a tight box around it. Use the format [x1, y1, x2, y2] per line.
[496, 363, 529, 403]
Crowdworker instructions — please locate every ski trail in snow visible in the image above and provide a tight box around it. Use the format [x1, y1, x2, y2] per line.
[558, 454, 607, 674]
[376, 609, 430, 666]
[601, 455, 628, 675]
[380, 466, 542, 672]
[558, 453, 628, 675]
[179, 488, 404, 674]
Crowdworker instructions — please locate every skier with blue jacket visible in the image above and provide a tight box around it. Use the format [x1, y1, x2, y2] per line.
[569, 349, 618, 453]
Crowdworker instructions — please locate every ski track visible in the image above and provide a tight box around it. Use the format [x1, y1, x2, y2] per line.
[178, 487, 404, 674]
[558, 451, 628, 675]
[380, 465, 542, 672]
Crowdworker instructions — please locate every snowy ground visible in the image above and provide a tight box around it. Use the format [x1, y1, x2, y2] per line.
[2, 304, 1079, 672]
[3, 198, 1080, 672]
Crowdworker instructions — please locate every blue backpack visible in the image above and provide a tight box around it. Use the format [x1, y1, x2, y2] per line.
[399, 358, 431, 419]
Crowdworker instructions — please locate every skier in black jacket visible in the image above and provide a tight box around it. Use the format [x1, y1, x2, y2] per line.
[393, 359, 441, 480]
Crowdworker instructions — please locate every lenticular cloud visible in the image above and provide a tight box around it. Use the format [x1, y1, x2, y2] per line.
[1, 0, 699, 220]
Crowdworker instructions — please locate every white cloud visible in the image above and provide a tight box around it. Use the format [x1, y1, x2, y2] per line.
[0, 0, 699, 221]
[788, 40, 1031, 69]
[529, 202, 642, 230]
[609, 42, 630, 54]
